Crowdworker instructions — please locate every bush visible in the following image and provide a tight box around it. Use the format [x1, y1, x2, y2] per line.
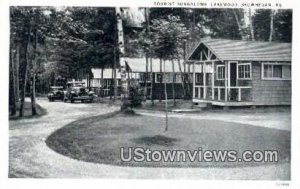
[128, 83, 144, 108]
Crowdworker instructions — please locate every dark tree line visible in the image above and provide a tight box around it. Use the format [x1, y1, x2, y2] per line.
[9, 7, 292, 118]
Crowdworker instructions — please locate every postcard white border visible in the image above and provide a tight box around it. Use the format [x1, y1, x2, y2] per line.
[0, 0, 299, 189]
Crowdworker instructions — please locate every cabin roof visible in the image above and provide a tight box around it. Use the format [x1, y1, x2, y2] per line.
[91, 68, 122, 79]
[188, 38, 292, 62]
[125, 58, 202, 72]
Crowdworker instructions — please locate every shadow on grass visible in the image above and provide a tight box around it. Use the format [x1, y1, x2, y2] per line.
[121, 109, 140, 116]
[131, 135, 180, 147]
[9, 102, 47, 121]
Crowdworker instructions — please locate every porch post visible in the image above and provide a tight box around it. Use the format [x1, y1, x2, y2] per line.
[203, 62, 206, 99]
[224, 61, 228, 102]
[212, 61, 215, 100]
[192, 61, 195, 99]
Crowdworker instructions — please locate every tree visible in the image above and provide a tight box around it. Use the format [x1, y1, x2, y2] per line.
[253, 9, 292, 42]
[269, 10, 275, 41]
[273, 10, 292, 42]
[151, 15, 189, 131]
[10, 7, 33, 117]
[43, 7, 117, 95]
[253, 9, 272, 41]
[10, 6, 103, 116]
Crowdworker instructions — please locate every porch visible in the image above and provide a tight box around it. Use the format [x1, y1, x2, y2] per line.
[192, 84, 253, 107]
[187, 41, 253, 107]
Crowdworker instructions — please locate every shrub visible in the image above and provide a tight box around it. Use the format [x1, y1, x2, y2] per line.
[128, 83, 144, 108]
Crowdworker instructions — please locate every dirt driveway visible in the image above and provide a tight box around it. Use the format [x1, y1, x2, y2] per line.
[9, 98, 290, 179]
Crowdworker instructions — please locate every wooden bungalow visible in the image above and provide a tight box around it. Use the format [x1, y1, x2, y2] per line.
[125, 58, 204, 99]
[81, 68, 122, 96]
[186, 38, 292, 107]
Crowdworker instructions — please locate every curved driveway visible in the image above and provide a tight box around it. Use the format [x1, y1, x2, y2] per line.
[9, 99, 290, 179]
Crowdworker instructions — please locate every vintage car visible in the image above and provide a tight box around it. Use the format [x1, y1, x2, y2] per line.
[47, 86, 65, 102]
[64, 81, 94, 103]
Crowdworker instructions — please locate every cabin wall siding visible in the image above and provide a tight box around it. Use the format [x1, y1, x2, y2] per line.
[151, 83, 192, 99]
[241, 88, 252, 101]
[251, 61, 291, 105]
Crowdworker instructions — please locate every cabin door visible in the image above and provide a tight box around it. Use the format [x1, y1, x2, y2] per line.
[229, 62, 237, 87]
[229, 62, 238, 101]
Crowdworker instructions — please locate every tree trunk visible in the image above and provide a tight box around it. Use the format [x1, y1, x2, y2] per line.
[15, 45, 20, 103]
[171, 59, 176, 106]
[101, 67, 104, 97]
[110, 66, 113, 100]
[87, 72, 91, 89]
[143, 7, 150, 102]
[159, 58, 162, 102]
[191, 9, 196, 47]
[150, 58, 154, 106]
[232, 9, 246, 40]
[9, 47, 16, 116]
[113, 46, 117, 101]
[164, 59, 168, 132]
[177, 58, 186, 98]
[183, 42, 191, 98]
[116, 7, 129, 108]
[30, 74, 37, 115]
[19, 23, 32, 117]
[269, 10, 274, 42]
[143, 55, 149, 100]
[31, 28, 38, 116]
[249, 9, 255, 41]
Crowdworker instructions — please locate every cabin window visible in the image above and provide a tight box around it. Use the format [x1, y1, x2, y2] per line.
[217, 65, 225, 80]
[104, 79, 111, 89]
[195, 73, 202, 83]
[140, 73, 152, 82]
[262, 63, 291, 80]
[155, 73, 163, 83]
[164, 73, 173, 83]
[155, 73, 182, 83]
[238, 63, 252, 79]
[155, 73, 172, 83]
[174, 74, 182, 83]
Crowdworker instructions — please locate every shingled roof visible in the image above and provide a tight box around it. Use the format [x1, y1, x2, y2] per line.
[188, 38, 292, 62]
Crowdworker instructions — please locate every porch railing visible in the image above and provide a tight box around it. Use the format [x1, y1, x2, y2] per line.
[194, 85, 252, 102]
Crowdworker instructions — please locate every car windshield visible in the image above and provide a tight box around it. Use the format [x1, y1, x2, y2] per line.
[72, 87, 84, 91]
[51, 87, 63, 91]
[67, 82, 85, 88]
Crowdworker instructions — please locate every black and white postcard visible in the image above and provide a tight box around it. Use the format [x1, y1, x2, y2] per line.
[1, 0, 300, 189]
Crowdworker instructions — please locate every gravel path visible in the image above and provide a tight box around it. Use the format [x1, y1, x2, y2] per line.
[9, 99, 290, 179]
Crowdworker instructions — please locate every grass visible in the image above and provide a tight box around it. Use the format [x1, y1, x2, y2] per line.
[9, 101, 46, 120]
[46, 112, 290, 168]
[136, 99, 291, 114]
[138, 99, 194, 111]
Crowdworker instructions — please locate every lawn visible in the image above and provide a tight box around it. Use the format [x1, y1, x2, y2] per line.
[46, 111, 290, 168]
